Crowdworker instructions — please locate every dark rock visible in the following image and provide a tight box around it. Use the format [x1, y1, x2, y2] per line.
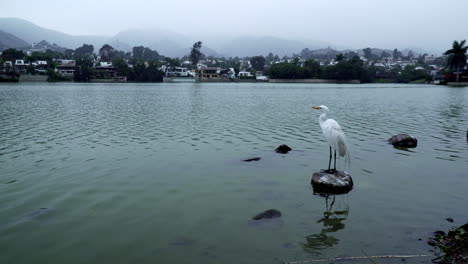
[275, 144, 292, 154]
[242, 157, 261, 162]
[5, 180, 18, 184]
[427, 238, 438, 247]
[252, 209, 282, 220]
[433, 230, 446, 237]
[388, 134, 417, 148]
[311, 170, 353, 194]
[446, 217, 454, 223]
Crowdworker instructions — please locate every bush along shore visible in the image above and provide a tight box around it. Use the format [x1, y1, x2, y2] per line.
[428, 222, 468, 263]
[1, 39, 466, 84]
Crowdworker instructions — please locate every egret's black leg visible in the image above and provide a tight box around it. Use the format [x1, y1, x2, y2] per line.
[328, 146, 332, 172]
[333, 150, 337, 171]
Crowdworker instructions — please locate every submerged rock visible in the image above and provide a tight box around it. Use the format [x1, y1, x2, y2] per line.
[4, 179, 18, 184]
[388, 134, 417, 148]
[275, 144, 292, 154]
[252, 209, 282, 220]
[311, 170, 353, 194]
[243, 157, 261, 162]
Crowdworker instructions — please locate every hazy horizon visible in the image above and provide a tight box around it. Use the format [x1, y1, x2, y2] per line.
[2, 0, 468, 54]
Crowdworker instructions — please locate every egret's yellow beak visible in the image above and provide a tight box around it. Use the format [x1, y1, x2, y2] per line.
[311, 107, 321, 109]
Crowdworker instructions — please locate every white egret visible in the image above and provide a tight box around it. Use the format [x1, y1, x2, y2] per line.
[312, 105, 350, 172]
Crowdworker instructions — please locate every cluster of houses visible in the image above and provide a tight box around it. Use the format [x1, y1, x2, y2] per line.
[0, 58, 125, 82]
[0, 48, 456, 83]
[0, 55, 266, 82]
[161, 59, 264, 82]
[1, 59, 49, 75]
[272, 54, 447, 82]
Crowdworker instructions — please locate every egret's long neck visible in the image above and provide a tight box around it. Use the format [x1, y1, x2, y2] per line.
[319, 112, 327, 126]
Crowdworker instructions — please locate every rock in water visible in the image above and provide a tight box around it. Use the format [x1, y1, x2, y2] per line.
[243, 157, 261, 162]
[275, 144, 292, 154]
[388, 134, 417, 148]
[311, 170, 353, 194]
[252, 209, 282, 220]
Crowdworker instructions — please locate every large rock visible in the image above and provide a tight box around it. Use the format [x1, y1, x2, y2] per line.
[388, 134, 417, 148]
[311, 170, 353, 194]
[275, 144, 292, 154]
[252, 209, 282, 220]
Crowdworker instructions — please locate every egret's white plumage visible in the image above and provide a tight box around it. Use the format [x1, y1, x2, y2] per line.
[313, 105, 350, 170]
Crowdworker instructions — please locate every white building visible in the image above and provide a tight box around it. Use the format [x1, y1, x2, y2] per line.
[166, 67, 191, 77]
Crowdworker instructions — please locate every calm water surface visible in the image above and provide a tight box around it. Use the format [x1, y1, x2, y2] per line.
[1, 83, 467, 264]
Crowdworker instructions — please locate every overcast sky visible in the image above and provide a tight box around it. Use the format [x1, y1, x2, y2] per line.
[2, 0, 467, 52]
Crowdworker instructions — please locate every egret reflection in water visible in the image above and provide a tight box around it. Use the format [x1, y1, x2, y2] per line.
[301, 194, 349, 255]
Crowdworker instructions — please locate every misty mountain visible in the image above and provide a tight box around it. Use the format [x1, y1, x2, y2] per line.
[28, 40, 68, 53]
[110, 29, 221, 57]
[0, 30, 29, 50]
[0, 17, 109, 50]
[0, 17, 434, 59]
[355, 48, 422, 57]
[218, 36, 330, 57]
[110, 28, 190, 53]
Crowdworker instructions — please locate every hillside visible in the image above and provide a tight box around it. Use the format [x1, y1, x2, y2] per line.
[218, 36, 329, 57]
[0, 17, 110, 50]
[0, 30, 29, 50]
[0, 17, 432, 58]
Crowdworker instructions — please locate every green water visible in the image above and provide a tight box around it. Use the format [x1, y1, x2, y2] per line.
[1, 83, 467, 264]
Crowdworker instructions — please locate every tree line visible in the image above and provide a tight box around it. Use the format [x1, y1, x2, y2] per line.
[1, 39, 466, 83]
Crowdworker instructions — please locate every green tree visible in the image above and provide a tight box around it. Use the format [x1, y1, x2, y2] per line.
[74, 59, 94, 82]
[165, 57, 180, 67]
[396, 65, 429, 83]
[335, 53, 344, 62]
[127, 60, 163, 82]
[189, 41, 203, 67]
[266, 62, 308, 79]
[99, 44, 114, 62]
[250, 56, 266, 71]
[112, 58, 130, 77]
[363, 48, 372, 61]
[74, 44, 94, 60]
[393, 48, 401, 60]
[64, 49, 74, 59]
[266, 52, 275, 64]
[380, 51, 390, 59]
[303, 59, 321, 78]
[1, 48, 24, 61]
[132, 46, 161, 62]
[444, 40, 467, 82]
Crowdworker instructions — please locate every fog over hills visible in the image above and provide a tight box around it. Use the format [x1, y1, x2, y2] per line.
[0, 18, 109, 50]
[0, 30, 29, 50]
[0, 17, 437, 57]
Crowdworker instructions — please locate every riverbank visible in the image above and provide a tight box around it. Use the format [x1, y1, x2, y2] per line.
[269, 79, 360, 84]
[447, 82, 468, 87]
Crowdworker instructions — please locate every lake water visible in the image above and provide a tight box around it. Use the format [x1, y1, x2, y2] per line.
[1, 83, 467, 264]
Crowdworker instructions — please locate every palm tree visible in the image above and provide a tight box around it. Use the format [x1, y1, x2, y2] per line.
[444, 40, 467, 82]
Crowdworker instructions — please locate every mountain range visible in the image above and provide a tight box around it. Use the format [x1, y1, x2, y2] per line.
[0, 17, 432, 57]
[0, 30, 29, 50]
